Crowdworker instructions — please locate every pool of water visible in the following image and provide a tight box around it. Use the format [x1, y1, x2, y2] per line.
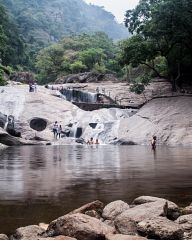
[0, 145, 192, 235]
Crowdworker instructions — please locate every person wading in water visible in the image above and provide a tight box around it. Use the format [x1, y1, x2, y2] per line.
[151, 136, 157, 151]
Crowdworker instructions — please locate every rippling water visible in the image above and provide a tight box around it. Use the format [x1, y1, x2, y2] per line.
[0, 145, 192, 235]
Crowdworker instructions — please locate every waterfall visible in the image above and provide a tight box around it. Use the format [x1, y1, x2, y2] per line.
[61, 89, 98, 103]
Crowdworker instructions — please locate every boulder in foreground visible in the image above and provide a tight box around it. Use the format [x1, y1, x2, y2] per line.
[46, 213, 115, 240]
[137, 217, 183, 240]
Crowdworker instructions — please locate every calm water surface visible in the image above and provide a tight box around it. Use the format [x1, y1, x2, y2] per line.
[0, 145, 192, 235]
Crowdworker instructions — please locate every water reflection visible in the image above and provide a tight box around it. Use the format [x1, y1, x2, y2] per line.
[0, 145, 192, 235]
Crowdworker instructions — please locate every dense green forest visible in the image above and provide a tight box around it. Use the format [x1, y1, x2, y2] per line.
[0, 0, 192, 91]
[0, 0, 127, 67]
[36, 32, 122, 83]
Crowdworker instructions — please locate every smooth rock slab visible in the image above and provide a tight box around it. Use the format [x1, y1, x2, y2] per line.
[106, 234, 147, 240]
[46, 213, 115, 240]
[0, 234, 9, 240]
[102, 200, 129, 220]
[132, 196, 180, 220]
[10, 225, 44, 240]
[137, 217, 183, 240]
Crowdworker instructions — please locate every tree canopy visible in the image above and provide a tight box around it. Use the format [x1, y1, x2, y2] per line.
[36, 32, 122, 83]
[121, 0, 192, 91]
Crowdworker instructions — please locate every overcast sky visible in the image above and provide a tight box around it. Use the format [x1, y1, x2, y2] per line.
[84, 0, 139, 23]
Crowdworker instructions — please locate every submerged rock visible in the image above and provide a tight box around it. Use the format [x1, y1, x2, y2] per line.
[46, 213, 115, 240]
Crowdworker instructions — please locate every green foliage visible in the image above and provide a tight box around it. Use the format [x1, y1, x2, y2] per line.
[36, 32, 121, 83]
[122, 0, 192, 91]
[0, 3, 26, 67]
[0, 0, 128, 71]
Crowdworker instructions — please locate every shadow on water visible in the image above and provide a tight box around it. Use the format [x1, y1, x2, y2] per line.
[0, 145, 192, 235]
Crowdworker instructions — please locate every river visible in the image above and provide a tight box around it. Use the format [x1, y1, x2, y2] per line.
[0, 145, 192, 235]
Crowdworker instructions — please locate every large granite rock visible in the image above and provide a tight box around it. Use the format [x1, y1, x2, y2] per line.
[137, 217, 183, 240]
[115, 200, 167, 225]
[0, 127, 45, 146]
[10, 225, 44, 240]
[0, 84, 191, 146]
[46, 213, 115, 240]
[102, 200, 129, 221]
[132, 196, 180, 220]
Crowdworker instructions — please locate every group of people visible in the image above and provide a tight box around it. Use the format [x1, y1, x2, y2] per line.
[29, 82, 37, 92]
[87, 137, 99, 145]
[52, 121, 62, 139]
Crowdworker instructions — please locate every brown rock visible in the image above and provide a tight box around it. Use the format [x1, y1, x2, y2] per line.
[0, 234, 9, 240]
[137, 217, 183, 240]
[132, 196, 180, 220]
[85, 210, 100, 219]
[10, 225, 44, 240]
[39, 223, 49, 231]
[106, 234, 147, 240]
[46, 213, 115, 240]
[102, 200, 129, 220]
[69, 200, 104, 215]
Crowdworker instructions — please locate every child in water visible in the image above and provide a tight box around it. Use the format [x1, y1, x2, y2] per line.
[151, 136, 157, 150]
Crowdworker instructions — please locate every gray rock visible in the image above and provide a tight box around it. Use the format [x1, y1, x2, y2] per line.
[176, 214, 192, 232]
[102, 200, 129, 221]
[69, 200, 104, 216]
[46, 213, 115, 240]
[0, 234, 9, 240]
[132, 196, 180, 220]
[106, 234, 147, 240]
[10, 225, 44, 240]
[137, 217, 183, 240]
[115, 200, 167, 224]
[114, 215, 137, 235]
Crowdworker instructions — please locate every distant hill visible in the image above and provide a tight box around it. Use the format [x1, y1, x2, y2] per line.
[1, 0, 128, 47]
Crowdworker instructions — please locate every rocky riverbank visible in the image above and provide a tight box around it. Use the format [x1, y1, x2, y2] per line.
[0, 83, 191, 147]
[2, 196, 192, 240]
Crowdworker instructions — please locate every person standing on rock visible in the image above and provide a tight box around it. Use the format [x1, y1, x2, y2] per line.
[151, 136, 157, 151]
[57, 125, 62, 139]
[53, 121, 58, 139]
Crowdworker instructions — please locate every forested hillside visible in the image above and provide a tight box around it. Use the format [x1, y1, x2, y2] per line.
[1, 0, 128, 44]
